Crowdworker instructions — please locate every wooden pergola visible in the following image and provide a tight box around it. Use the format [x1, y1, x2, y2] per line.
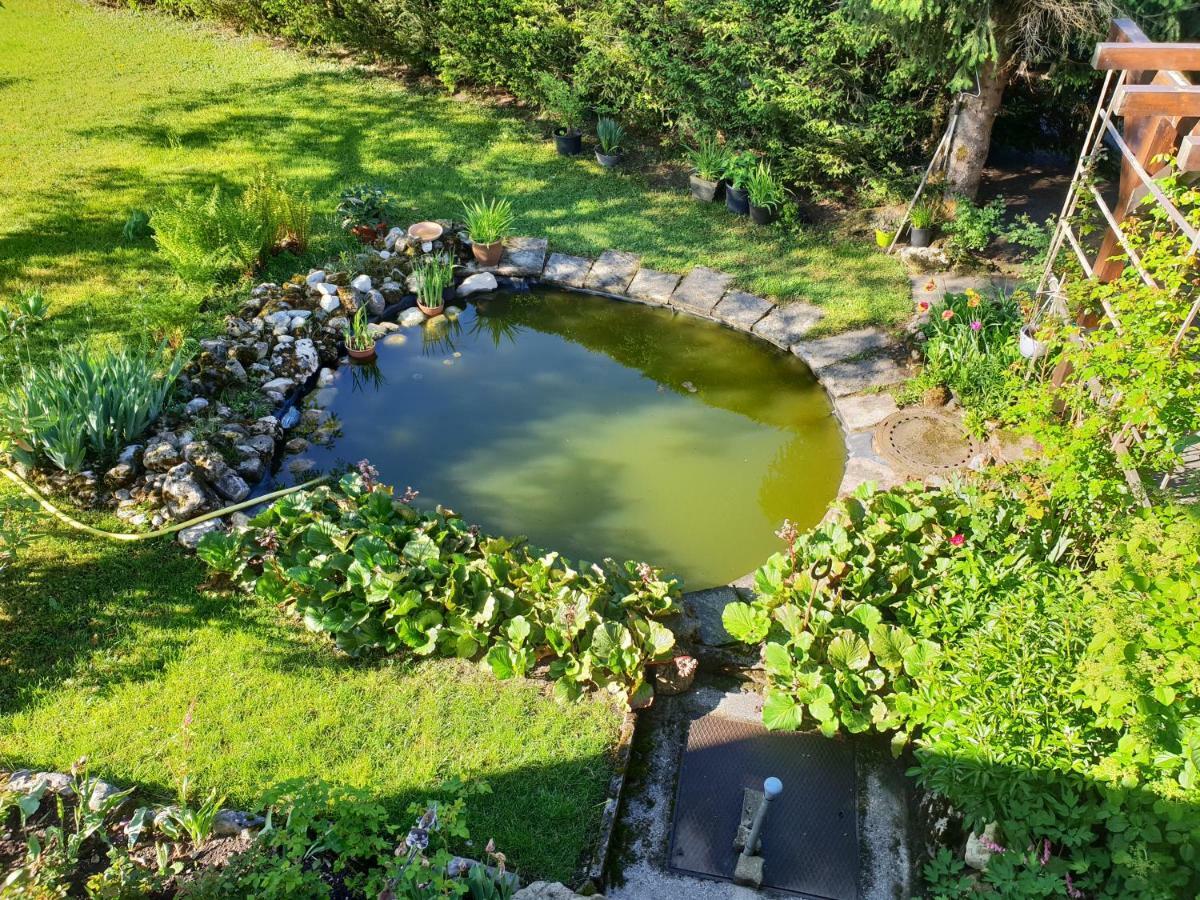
[1036, 19, 1200, 499]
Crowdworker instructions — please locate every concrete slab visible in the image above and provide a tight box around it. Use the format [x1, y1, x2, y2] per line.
[750, 303, 824, 349]
[834, 392, 899, 433]
[542, 252, 593, 287]
[627, 268, 681, 305]
[671, 267, 733, 316]
[838, 457, 902, 496]
[683, 586, 741, 647]
[793, 327, 895, 370]
[713, 291, 774, 331]
[585, 250, 641, 293]
[820, 354, 908, 398]
[497, 236, 549, 277]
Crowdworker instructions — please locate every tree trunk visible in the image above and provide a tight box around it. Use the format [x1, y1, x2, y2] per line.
[945, 56, 1010, 200]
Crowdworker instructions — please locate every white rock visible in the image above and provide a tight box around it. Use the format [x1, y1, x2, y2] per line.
[421, 241, 433, 253]
[261, 377, 295, 394]
[456, 272, 498, 297]
[317, 282, 339, 296]
[184, 397, 209, 415]
[305, 270, 326, 285]
[399, 307, 427, 327]
[443, 305, 464, 319]
[379, 250, 391, 260]
[351, 274, 373, 292]
[316, 367, 336, 387]
[319, 294, 342, 313]
[177, 519, 224, 550]
[965, 822, 1001, 871]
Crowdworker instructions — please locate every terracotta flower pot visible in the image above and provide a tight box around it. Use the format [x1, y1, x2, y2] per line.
[417, 301, 444, 318]
[472, 240, 504, 267]
[347, 343, 376, 361]
[351, 224, 378, 244]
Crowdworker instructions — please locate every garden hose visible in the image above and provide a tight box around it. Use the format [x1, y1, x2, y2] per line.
[1, 466, 329, 543]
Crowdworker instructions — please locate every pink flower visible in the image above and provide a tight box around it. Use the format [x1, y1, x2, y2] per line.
[970, 320, 982, 331]
[917, 300, 931, 313]
[941, 309, 955, 321]
[949, 533, 965, 547]
[1065, 873, 1083, 899]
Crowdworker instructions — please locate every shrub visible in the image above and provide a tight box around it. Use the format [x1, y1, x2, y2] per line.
[0, 342, 187, 472]
[197, 471, 681, 705]
[536, 72, 587, 134]
[942, 195, 1007, 259]
[335, 183, 402, 232]
[151, 174, 310, 283]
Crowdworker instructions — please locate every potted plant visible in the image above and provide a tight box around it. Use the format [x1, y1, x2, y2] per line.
[686, 135, 729, 202]
[414, 254, 456, 317]
[746, 161, 786, 225]
[595, 117, 626, 168]
[723, 152, 756, 216]
[538, 74, 586, 157]
[343, 305, 376, 360]
[1019, 323, 1049, 359]
[336, 184, 401, 244]
[461, 195, 516, 267]
[908, 198, 941, 248]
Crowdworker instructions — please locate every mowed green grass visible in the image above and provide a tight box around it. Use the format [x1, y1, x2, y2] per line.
[0, 0, 907, 358]
[0, 0, 905, 879]
[0, 498, 624, 880]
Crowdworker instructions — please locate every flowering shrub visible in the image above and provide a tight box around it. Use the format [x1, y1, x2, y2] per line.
[197, 470, 680, 706]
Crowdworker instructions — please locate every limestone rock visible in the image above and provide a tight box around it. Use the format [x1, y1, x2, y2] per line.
[143, 441, 181, 473]
[457, 272, 498, 297]
[351, 273, 373, 293]
[162, 463, 209, 519]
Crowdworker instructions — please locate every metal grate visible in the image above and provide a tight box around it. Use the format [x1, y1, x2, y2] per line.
[668, 713, 859, 899]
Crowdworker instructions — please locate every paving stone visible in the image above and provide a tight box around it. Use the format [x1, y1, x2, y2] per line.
[834, 392, 898, 432]
[542, 252, 593, 287]
[496, 236, 549, 277]
[713, 291, 774, 330]
[838, 457, 901, 496]
[793, 327, 895, 370]
[584, 250, 641, 293]
[670, 267, 733, 316]
[750, 302, 824, 349]
[819, 354, 908, 398]
[626, 268, 680, 305]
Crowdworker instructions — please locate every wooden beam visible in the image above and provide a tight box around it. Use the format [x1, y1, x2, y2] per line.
[1112, 85, 1200, 117]
[1110, 17, 1151, 44]
[1180, 134, 1200, 172]
[1093, 42, 1200, 72]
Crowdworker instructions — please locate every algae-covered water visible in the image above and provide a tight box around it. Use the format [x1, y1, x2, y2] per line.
[294, 289, 845, 588]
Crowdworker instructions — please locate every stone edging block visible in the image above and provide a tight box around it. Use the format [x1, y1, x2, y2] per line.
[670, 266, 732, 316]
[713, 291, 774, 331]
[626, 268, 681, 305]
[793, 327, 894, 370]
[585, 250, 641, 293]
[542, 252, 593, 288]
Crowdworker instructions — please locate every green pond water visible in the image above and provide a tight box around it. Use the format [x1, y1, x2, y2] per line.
[295, 289, 846, 589]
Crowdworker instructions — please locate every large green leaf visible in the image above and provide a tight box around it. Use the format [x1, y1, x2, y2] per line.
[722, 601, 770, 644]
[762, 691, 803, 731]
[827, 633, 871, 671]
[402, 532, 440, 565]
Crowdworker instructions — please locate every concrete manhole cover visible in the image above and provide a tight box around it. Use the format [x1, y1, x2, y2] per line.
[873, 408, 981, 476]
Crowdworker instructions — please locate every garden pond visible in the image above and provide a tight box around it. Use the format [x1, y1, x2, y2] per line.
[286, 289, 846, 588]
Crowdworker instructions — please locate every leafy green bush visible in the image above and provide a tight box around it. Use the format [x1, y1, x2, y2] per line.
[336, 183, 402, 232]
[197, 471, 680, 705]
[0, 342, 187, 472]
[942, 195, 1007, 259]
[151, 174, 310, 283]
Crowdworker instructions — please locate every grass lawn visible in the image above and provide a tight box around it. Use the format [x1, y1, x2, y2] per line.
[0, 0, 906, 881]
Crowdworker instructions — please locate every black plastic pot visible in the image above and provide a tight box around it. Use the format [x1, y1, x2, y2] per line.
[749, 203, 777, 225]
[595, 148, 623, 168]
[689, 174, 721, 202]
[726, 185, 749, 216]
[554, 129, 583, 156]
[910, 226, 933, 248]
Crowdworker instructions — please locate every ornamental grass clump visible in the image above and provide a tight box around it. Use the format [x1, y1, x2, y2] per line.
[461, 195, 516, 246]
[0, 342, 187, 472]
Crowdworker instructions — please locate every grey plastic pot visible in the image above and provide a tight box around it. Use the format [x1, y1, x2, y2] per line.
[689, 174, 721, 202]
[749, 202, 777, 225]
[910, 226, 933, 248]
[595, 148, 623, 168]
[554, 129, 583, 156]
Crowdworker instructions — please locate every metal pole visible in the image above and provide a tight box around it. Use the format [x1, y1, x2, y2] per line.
[740, 778, 783, 859]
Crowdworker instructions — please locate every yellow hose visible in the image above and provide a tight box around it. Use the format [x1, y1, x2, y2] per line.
[1, 466, 329, 542]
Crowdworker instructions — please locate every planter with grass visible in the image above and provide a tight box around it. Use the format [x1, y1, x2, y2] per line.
[723, 152, 756, 216]
[686, 135, 730, 202]
[539, 74, 586, 157]
[462, 195, 516, 267]
[343, 306, 376, 360]
[746, 160, 785, 225]
[908, 198, 941, 248]
[415, 254, 456, 317]
[337, 184, 400, 245]
[595, 117, 626, 168]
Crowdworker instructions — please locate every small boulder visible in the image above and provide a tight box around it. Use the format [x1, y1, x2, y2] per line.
[351, 273, 373, 293]
[319, 294, 342, 314]
[184, 397, 210, 416]
[399, 307, 426, 327]
[457, 272, 498, 297]
[143, 441, 181, 473]
[177, 518, 225, 550]
[305, 269, 326, 286]
[162, 463, 209, 519]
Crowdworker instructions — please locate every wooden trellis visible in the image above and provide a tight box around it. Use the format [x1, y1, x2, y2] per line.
[1034, 18, 1200, 498]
